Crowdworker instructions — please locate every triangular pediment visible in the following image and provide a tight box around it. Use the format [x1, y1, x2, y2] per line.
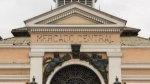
[36, 11, 114, 25]
[24, 2, 126, 26]
[50, 14, 100, 25]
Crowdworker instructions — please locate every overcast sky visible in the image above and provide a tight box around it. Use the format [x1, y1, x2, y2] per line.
[0, 0, 150, 38]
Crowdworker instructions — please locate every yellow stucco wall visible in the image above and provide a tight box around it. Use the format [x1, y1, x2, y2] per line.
[122, 69, 150, 75]
[121, 48, 150, 63]
[0, 69, 30, 75]
[0, 48, 30, 80]
[0, 80, 29, 83]
[121, 48, 150, 83]
[0, 48, 30, 63]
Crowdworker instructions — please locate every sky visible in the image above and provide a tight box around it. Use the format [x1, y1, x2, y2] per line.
[0, 0, 150, 39]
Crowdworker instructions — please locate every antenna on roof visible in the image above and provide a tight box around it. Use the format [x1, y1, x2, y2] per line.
[51, 5, 52, 11]
[98, 0, 100, 10]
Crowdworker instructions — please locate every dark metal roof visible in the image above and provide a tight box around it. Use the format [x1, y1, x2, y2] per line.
[0, 37, 30, 46]
[120, 27, 141, 36]
[11, 27, 30, 37]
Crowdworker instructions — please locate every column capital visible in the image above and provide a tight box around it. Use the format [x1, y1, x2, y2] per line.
[29, 52, 44, 57]
[107, 52, 122, 58]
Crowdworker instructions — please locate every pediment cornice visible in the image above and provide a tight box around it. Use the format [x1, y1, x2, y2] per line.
[36, 8, 115, 24]
[27, 25, 123, 33]
[24, 2, 126, 26]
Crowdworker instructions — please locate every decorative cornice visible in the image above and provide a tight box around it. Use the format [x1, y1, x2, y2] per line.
[0, 75, 30, 80]
[36, 8, 115, 24]
[122, 75, 150, 80]
[30, 27, 121, 32]
[0, 63, 30, 69]
[121, 63, 150, 69]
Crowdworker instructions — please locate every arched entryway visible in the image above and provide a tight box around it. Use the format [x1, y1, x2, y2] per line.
[50, 65, 101, 84]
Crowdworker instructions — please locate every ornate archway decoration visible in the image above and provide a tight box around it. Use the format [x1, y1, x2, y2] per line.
[43, 44, 108, 84]
[50, 65, 101, 84]
[80, 52, 108, 84]
[43, 52, 71, 84]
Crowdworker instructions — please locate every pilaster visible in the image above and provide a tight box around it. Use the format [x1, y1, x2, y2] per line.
[29, 52, 44, 84]
[107, 52, 122, 84]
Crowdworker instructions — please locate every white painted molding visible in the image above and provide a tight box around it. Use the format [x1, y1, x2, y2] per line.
[0, 45, 30, 48]
[0, 75, 30, 80]
[30, 43, 121, 52]
[121, 63, 150, 69]
[122, 75, 150, 80]
[0, 63, 30, 69]
[107, 52, 122, 57]
[121, 46, 150, 48]
[29, 52, 45, 57]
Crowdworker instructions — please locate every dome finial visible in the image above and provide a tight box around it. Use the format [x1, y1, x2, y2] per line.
[116, 76, 118, 81]
[33, 76, 35, 81]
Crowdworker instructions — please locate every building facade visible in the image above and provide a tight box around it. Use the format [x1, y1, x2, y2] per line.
[0, 1, 150, 84]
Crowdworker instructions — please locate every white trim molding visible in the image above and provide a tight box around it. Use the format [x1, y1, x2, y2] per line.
[121, 63, 150, 69]
[0, 63, 30, 69]
[122, 75, 150, 80]
[0, 45, 30, 48]
[30, 43, 121, 52]
[0, 75, 30, 80]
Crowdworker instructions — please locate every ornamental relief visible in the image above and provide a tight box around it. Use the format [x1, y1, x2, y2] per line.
[43, 44, 108, 84]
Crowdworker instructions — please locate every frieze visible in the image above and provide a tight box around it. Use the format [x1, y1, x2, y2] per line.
[36, 34, 112, 43]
